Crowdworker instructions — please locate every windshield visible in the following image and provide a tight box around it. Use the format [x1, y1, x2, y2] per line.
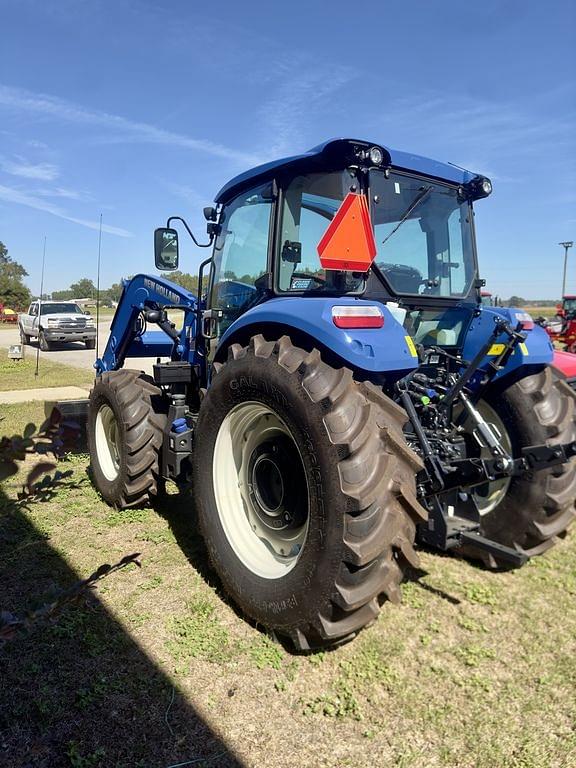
[277, 170, 365, 294]
[370, 171, 476, 298]
[40, 303, 84, 314]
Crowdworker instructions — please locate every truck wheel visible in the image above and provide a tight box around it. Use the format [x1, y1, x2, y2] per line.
[38, 330, 51, 351]
[19, 326, 30, 345]
[85, 338, 96, 350]
[88, 369, 167, 508]
[460, 367, 576, 567]
[192, 335, 426, 650]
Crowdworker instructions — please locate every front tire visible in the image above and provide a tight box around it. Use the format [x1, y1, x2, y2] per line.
[87, 369, 167, 508]
[85, 338, 96, 350]
[192, 335, 426, 650]
[38, 330, 51, 351]
[460, 368, 576, 566]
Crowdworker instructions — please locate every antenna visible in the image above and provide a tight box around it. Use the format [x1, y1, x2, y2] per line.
[95, 213, 102, 364]
[35, 236, 47, 378]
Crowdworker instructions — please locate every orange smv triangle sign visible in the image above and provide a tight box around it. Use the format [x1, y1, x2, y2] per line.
[317, 193, 377, 272]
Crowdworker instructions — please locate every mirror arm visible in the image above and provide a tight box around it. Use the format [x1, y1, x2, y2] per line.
[166, 216, 214, 248]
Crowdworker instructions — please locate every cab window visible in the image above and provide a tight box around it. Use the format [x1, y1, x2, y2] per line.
[277, 171, 364, 294]
[210, 184, 272, 336]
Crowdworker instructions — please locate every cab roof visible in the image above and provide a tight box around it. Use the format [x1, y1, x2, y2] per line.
[215, 138, 480, 205]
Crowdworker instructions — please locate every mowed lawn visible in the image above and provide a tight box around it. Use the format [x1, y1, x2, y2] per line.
[1, 401, 575, 768]
[0, 349, 95, 391]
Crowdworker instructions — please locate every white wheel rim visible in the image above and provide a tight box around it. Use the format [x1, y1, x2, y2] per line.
[95, 404, 121, 481]
[464, 400, 513, 516]
[213, 401, 309, 580]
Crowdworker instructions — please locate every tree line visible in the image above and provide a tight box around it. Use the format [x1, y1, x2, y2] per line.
[0, 241, 31, 309]
[51, 271, 200, 304]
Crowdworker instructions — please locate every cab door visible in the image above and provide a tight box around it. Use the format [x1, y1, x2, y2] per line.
[25, 303, 38, 334]
[205, 183, 273, 360]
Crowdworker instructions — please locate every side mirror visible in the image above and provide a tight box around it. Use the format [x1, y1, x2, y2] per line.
[154, 228, 179, 271]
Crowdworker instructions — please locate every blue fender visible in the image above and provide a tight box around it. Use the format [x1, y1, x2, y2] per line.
[216, 297, 419, 376]
[462, 306, 554, 386]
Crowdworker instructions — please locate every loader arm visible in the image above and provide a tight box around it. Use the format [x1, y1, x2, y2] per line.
[95, 273, 198, 374]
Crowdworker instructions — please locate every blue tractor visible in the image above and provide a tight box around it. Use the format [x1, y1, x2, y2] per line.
[88, 139, 576, 650]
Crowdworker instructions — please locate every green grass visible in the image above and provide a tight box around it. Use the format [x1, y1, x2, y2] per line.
[0, 349, 94, 391]
[1, 403, 575, 768]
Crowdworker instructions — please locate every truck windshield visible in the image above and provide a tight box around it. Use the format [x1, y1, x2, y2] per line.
[277, 170, 365, 294]
[40, 303, 84, 314]
[369, 170, 475, 298]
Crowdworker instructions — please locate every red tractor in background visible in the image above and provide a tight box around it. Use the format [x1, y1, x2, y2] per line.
[536, 295, 576, 354]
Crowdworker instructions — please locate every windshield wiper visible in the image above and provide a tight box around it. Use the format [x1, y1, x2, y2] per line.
[380, 185, 433, 247]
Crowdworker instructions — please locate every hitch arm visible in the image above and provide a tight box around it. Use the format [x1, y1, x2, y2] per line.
[419, 440, 576, 498]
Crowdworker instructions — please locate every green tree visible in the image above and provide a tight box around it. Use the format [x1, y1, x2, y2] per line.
[70, 278, 96, 298]
[106, 282, 124, 303]
[163, 271, 198, 295]
[52, 289, 75, 300]
[0, 240, 31, 309]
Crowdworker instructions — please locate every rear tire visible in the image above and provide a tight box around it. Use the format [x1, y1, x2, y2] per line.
[192, 335, 426, 650]
[88, 369, 167, 508]
[19, 325, 31, 345]
[38, 330, 51, 351]
[460, 367, 576, 566]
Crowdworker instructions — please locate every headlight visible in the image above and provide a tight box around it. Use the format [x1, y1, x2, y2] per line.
[369, 146, 384, 166]
[47, 318, 58, 325]
[85, 318, 95, 325]
[462, 175, 493, 201]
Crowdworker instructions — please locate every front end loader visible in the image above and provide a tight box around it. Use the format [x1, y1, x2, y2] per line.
[87, 139, 576, 650]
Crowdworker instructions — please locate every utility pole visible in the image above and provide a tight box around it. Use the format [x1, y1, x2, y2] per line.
[560, 241, 574, 298]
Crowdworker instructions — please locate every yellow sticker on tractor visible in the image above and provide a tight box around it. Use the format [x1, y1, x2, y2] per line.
[405, 335, 418, 357]
[488, 342, 529, 356]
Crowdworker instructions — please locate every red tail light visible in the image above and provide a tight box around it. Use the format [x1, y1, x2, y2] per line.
[514, 311, 534, 330]
[332, 305, 384, 329]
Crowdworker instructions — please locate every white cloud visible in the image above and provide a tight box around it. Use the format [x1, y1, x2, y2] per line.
[0, 83, 259, 167]
[256, 57, 359, 158]
[35, 186, 88, 200]
[0, 183, 132, 237]
[0, 157, 59, 181]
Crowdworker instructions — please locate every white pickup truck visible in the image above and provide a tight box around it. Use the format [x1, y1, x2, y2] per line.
[19, 301, 97, 351]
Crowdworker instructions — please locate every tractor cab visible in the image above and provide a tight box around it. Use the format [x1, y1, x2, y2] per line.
[559, 295, 576, 318]
[159, 139, 490, 359]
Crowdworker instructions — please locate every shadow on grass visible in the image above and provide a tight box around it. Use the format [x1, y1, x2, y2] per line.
[0, 483, 245, 768]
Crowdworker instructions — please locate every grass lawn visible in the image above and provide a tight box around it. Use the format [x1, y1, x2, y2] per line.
[521, 305, 559, 319]
[0, 349, 94, 391]
[1, 403, 575, 768]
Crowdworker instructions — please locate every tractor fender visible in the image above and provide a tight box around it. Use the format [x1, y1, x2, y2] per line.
[463, 306, 554, 386]
[215, 297, 419, 376]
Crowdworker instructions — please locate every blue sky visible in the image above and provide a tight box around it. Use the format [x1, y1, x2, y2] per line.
[0, 0, 574, 299]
